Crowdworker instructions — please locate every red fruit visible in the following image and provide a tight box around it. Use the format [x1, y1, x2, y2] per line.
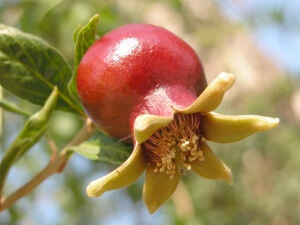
[77, 24, 207, 141]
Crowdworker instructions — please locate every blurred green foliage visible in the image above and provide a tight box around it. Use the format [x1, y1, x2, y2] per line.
[0, 0, 299, 225]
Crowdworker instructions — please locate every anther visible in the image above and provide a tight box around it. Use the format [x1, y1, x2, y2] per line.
[185, 164, 192, 170]
[197, 151, 203, 156]
[188, 155, 198, 161]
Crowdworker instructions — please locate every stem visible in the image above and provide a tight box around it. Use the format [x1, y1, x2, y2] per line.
[45, 132, 58, 160]
[0, 118, 96, 212]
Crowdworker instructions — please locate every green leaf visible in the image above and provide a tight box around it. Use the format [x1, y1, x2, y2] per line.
[0, 87, 58, 196]
[70, 139, 102, 160]
[0, 99, 30, 116]
[69, 132, 132, 165]
[0, 24, 83, 115]
[68, 14, 99, 101]
[72, 25, 83, 43]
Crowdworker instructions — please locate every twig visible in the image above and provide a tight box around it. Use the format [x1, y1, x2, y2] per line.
[0, 118, 96, 212]
[45, 132, 58, 161]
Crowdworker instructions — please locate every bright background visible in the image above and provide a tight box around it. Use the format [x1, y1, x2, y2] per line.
[0, 0, 299, 224]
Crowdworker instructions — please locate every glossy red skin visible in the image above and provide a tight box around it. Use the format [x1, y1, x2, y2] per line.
[77, 24, 207, 142]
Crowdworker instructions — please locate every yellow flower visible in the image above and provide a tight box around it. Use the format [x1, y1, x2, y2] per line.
[86, 72, 279, 213]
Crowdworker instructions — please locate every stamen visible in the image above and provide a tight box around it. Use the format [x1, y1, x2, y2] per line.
[143, 113, 206, 179]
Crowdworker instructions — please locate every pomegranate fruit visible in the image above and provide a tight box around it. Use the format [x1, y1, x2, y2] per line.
[76, 24, 279, 213]
[77, 24, 207, 141]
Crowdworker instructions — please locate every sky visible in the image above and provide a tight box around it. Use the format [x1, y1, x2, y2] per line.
[218, 0, 300, 75]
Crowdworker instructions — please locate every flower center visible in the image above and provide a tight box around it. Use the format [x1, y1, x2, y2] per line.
[143, 113, 205, 179]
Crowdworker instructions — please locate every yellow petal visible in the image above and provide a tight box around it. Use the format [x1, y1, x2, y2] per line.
[143, 164, 180, 214]
[134, 114, 173, 144]
[201, 112, 280, 143]
[175, 72, 235, 114]
[191, 142, 233, 184]
[86, 144, 146, 197]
